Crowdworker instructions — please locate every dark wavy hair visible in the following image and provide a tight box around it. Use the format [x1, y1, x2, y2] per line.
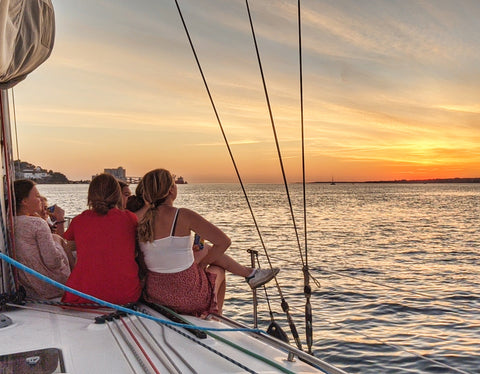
[88, 173, 122, 215]
[126, 178, 145, 213]
[13, 179, 36, 213]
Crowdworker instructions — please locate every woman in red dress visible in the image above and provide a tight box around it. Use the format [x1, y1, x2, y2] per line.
[62, 173, 141, 305]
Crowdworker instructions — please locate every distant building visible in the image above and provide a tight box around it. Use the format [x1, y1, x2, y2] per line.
[104, 167, 126, 181]
[20, 166, 48, 180]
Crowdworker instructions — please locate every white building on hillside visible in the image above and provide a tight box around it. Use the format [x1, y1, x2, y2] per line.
[20, 166, 48, 180]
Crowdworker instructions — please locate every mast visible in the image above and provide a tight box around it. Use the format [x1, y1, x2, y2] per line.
[0, 0, 56, 296]
[0, 89, 14, 295]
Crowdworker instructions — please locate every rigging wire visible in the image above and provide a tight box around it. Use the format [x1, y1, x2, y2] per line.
[296, 0, 314, 355]
[249, 271, 475, 374]
[244, 0, 306, 271]
[253, 301, 476, 374]
[11, 89, 20, 162]
[261, 249, 478, 371]
[171, 0, 274, 271]
[254, 254, 275, 324]
[172, 0, 303, 349]
[244, 0, 314, 350]
[298, 0, 306, 267]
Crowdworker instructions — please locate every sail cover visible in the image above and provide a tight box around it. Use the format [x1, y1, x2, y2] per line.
[0, 0, 54, 89]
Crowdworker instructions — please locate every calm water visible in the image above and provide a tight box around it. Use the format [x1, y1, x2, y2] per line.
[37, 183, 480, 374]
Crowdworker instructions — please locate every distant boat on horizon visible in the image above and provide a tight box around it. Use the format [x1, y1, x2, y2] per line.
[330, 177, 336, 185]
[175, 176, 187, 184]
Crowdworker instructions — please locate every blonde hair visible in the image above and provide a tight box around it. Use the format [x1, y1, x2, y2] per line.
[137, 168, 175, 242]
[88, 173, 122, 215]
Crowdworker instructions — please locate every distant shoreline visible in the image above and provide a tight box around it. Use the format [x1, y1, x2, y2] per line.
[312, 177, 480, 184]
[40, 177, 480, 185]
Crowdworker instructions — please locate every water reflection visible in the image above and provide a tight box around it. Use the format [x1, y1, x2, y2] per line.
[37, 183, 480, 374]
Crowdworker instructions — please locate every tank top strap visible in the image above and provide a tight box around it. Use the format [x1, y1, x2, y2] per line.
[170, 208, 180, 236]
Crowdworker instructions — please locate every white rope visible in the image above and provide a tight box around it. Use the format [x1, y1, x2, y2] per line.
[106, 321, 140, 374]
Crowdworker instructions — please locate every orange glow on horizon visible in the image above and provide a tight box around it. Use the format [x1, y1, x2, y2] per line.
[10, 1, 480, 183]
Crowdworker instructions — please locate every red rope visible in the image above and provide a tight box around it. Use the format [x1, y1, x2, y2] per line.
[119, 316, 161, 374]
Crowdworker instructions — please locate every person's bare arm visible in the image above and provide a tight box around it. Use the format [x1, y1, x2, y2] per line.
[182, 209, 231, 269]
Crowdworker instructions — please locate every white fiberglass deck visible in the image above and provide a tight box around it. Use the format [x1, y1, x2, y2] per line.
[0, 303, 346, 374]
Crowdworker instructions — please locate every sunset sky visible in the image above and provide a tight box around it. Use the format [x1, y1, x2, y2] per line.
[11, 0, 480, 183]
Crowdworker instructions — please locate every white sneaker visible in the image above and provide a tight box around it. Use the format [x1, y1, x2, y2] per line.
[246, 268, 279, 289]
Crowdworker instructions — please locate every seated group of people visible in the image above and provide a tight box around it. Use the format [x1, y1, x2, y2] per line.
[13, 169, 279, 316]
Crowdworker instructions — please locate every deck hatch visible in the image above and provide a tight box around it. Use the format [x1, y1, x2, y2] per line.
[0, 348, 65, 373]
[0, 314, 12, 328]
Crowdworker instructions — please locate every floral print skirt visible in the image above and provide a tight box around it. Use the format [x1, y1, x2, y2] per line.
[144, 263, 218, 317]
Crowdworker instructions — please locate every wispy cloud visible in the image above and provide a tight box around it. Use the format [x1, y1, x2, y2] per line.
[14, 0, 480, 181]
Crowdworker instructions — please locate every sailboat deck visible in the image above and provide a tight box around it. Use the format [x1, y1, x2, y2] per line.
[0, 303, 346, 374]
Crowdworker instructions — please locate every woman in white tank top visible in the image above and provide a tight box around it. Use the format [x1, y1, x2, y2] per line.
[136, 168, 279, 316]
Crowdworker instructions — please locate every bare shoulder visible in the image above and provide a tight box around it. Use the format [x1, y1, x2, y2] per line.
[177, 207, 202, 220]
[177, 208, 209, 226]
[173, 208, 206, 236]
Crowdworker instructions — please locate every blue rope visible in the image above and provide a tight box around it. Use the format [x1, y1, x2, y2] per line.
[0, 252, 264, 334]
